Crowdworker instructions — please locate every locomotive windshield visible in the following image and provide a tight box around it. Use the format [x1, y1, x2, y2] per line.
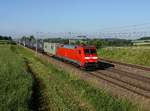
[84, 49, 96, 54]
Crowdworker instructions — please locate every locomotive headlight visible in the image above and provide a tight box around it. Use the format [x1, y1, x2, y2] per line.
[85, 57, 98, 59]
[92, 57, 98, 59]
[85, 57, 90, 59]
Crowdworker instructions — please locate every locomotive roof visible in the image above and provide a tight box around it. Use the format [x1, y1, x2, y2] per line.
[63, 45, 96, 49]
[63, 45, 75, 49]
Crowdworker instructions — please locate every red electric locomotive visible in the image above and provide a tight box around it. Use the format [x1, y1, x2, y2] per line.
[56, 45, 99, 68]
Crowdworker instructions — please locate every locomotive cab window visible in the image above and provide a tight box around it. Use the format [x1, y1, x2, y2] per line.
[90, 49, 96, 54]
[84, 49, 96, 54]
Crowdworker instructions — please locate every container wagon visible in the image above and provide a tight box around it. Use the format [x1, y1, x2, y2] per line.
[44, 42, 60, 56]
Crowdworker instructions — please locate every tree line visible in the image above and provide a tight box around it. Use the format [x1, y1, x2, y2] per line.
[21, 35, 35, 41]
[75, 38, 133, 48]
[138, 37, 150, 40]
[0, 35, 12, 40]
[44, 38, 133, 48]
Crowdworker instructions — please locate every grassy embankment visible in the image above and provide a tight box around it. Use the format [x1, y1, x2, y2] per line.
[13, 45, 142, 111]
[0, 45, 32, 111]
[98, 46, 150, 67]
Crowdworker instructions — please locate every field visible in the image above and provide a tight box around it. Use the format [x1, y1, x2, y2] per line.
[98, 46, 150, 67]
[0, 45, 32, 111]
[0, 43, 143, 111]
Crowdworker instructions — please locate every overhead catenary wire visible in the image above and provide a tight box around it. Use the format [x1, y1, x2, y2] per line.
[99, 23, 150, 32]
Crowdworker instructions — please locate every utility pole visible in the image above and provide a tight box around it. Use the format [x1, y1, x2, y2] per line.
[68, 32, 71, 44]
[36, 32, 39, 55]
[24, 37, 26, 46]
[19, 39, 21, 45]
[36, 37, 38, 55]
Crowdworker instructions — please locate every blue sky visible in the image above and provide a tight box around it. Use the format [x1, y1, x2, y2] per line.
[0, 0, 150, 38]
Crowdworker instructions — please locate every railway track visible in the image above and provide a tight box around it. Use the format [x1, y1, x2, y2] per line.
[89, 69, 150, 99]
[107, 68, 150, 84]
[101, 58, 150, 71]
[89, 71, 150, 98]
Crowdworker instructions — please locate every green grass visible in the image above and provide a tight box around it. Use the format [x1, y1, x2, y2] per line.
[0, 45, 33, 111]
[98, 46, 150, 67]
[13, 45, 142, 111]
[0, 40, 16, 44]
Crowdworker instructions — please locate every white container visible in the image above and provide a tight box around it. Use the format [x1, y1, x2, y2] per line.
[44, 42, 60, 55]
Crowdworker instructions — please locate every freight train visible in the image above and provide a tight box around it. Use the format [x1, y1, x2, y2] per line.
[44, 43, 98, 68]
[23, 41, 99, 68]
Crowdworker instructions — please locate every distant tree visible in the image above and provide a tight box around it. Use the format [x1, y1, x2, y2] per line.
[8, 36, 12, 40]
[29, 35, 35, 41]
[75, 40, 80, 45]
[4, 37, 8, 40]
[0, 36, 2, 40]
[0, 35, 12, 40]
[138, 37, 150, 40]
[21, 36, 26, 41]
